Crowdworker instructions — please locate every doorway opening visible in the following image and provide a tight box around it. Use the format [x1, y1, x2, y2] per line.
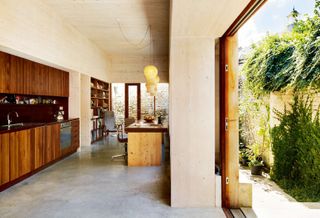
[220, 0, 320, 216]
[112, 83, 169, 125]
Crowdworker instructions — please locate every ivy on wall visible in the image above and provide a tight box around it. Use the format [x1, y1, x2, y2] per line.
[242, 3, 320, 96]
[239, 1, 320, 201]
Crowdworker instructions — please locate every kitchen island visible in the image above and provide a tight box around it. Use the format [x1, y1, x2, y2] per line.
[125, 121, 168, 166]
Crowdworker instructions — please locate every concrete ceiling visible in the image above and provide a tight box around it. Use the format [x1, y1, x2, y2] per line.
[43, 0, 169, 57]
[171, 0, 251, 38]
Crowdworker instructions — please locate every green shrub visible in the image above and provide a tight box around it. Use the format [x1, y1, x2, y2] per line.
[271, 95, 320, 201]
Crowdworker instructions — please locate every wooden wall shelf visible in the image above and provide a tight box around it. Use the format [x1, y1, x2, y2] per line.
[90, 77, 110, 143]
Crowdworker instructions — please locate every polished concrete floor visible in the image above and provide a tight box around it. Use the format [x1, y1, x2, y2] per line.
[0, 135, 224, 218]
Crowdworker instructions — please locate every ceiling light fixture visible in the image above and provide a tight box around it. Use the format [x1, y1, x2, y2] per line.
[143, 26, 159, 96]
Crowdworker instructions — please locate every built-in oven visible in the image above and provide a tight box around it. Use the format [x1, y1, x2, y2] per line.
[60, 121, 71, 150]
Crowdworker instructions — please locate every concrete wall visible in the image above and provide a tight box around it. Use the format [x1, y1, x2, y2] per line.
[170, 37, 216, 207]
[270, 91, 320, 128]
[69, 71, 81, 119]
[0, 0, 109, 81]
[0, 0, 112, 145]
[108, 55, 169, 83]
[80, 74, 91, 147]
[169, 0, 250, 207]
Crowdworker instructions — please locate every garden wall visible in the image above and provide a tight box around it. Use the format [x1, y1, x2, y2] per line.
[270, 91, 320, 127]
[269, 90, 320, 165]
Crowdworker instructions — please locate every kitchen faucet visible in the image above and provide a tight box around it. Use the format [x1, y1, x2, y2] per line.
[7, 111, 19, 126]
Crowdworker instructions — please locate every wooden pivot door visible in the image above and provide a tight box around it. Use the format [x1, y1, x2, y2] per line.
[221, 35, 240, 208]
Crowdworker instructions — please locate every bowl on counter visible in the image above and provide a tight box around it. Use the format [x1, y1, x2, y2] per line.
[144, 115, 155, 123]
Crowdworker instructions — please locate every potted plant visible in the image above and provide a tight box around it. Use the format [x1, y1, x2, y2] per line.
[248, 143, 265, 175]
[249, 157, 264, 175]
[239, 148, 251, 166]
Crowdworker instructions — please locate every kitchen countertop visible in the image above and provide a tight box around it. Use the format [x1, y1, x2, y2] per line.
[0, 118, 79, 134]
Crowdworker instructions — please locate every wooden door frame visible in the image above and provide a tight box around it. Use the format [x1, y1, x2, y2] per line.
[220, 0, 267, 208]
[125, 83, 141, 120]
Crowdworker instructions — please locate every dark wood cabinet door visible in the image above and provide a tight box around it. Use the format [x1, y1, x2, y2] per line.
[33, 64, 49, 96]
[0, 133, 10, 185]
[45, 124, 60, 164]
[0, 51, 68, 97]
[52, 124, 61, 159]
[9, 132, 19, 181]
[31, 126, 45, 170]
[62, 70, 69, 97]
[71, 119, 80, 150]
[9, 130, 32, 180]
[18, 129, 32, 176]
[48, 67, 58, 96]
[10, 56, 26, 94]
[0, 52, 10, 93]
[22, 59, 34, 95]
[44, 125, 54, 164]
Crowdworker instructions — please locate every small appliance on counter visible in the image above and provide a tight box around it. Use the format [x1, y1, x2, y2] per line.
[56, 106, 65, 121]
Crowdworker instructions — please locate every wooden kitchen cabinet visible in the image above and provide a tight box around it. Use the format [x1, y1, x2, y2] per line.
[0, 52, 10, 93]
[0, 133, 10, 185]
[33, 63, 49, 96]
[48, 68, 69, 97]
[9, 129, 32, 181]
[71, 119, 80, 150]
[10, 55, 34, 95]
[0, 51, 69, 97]
[44, 124, 60, 164]
[31, 126, 45, 170]
[1, 120, 80, 191]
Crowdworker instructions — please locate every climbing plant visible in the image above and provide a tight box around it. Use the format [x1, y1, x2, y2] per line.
[241, 4, 320, 97]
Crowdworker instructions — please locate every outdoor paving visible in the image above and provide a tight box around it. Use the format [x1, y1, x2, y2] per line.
[240, 167, 320, 218]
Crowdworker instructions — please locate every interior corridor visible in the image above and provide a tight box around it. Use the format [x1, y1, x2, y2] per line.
[0, 136, 224, 218]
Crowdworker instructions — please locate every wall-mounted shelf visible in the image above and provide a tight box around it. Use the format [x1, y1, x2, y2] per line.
[90, 77, 110, 143]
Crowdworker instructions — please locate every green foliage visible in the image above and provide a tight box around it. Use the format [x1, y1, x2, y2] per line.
[271, 95, 320, 201]
[239, 85, 271, 166]
[242, 4, 320, 96]
[239, 147, 252, 166]
[249, 159, 264, 167]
